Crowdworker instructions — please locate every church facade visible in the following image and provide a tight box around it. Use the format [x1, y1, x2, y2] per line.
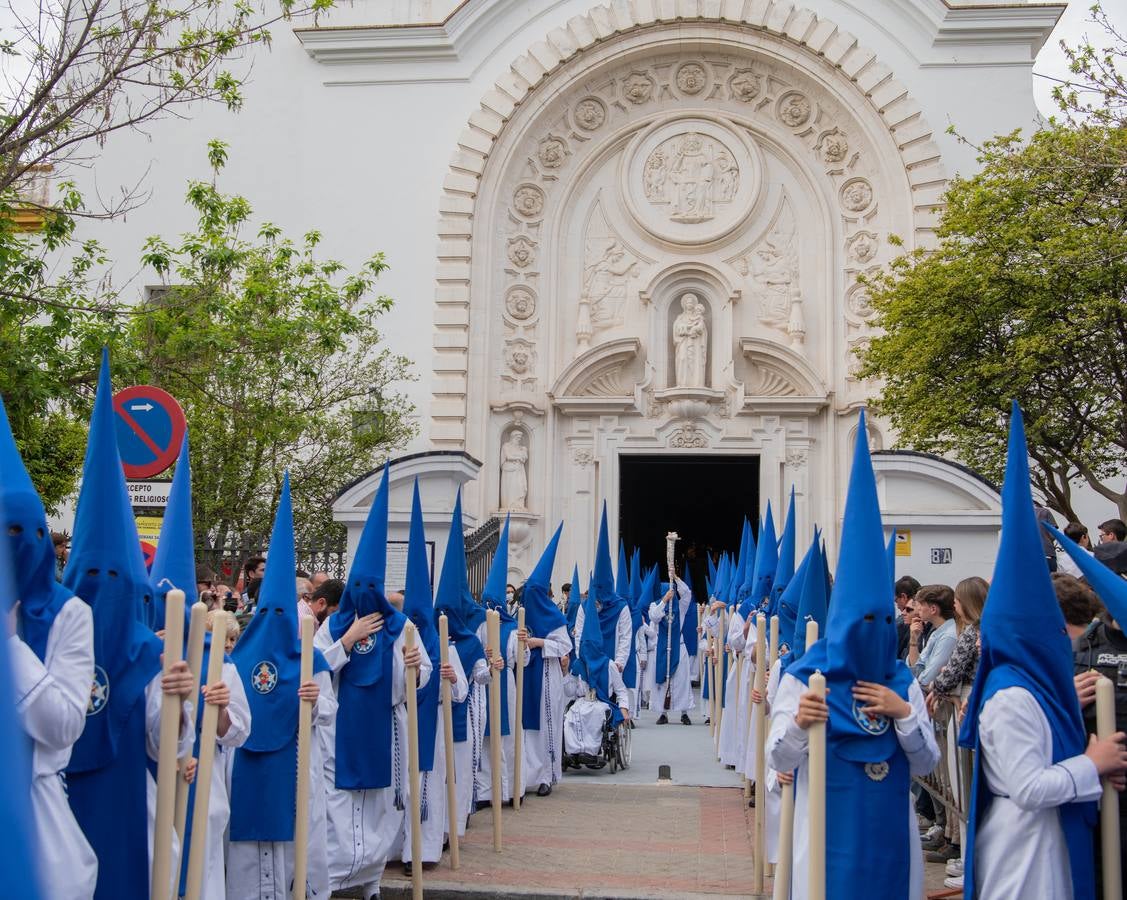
[86, 0, 1065, 582]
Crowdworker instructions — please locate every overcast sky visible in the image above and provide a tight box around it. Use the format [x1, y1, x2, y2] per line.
[1033, 1, 1127, 116]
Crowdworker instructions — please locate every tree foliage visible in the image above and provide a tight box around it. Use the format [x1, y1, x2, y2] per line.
[859, 124, 1127, 520]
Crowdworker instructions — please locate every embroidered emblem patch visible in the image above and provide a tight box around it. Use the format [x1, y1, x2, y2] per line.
[353, 634, 375, 655]
[252, 661, 279, 694]
[87, 665, 109, 715]
[852, 697, 890, 735]
[864, 761, 890, 782]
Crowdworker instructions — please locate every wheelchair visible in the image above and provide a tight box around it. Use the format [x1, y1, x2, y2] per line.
[561, 694, 632, 774]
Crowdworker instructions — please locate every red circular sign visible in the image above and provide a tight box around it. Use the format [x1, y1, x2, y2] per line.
[112, 385, 187, 479]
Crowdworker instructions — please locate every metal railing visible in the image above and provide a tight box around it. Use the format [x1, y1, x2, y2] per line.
[465, 516, 501, 599]
[197, 533, 348, 583]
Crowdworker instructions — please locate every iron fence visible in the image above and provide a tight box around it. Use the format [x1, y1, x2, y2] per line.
[465, 516, 501, 599]
[197, 532, 348, 583]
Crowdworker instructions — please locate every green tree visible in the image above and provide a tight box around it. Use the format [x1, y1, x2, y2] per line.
[127, 142, 415, 548]
[859, 124, 1127, 520]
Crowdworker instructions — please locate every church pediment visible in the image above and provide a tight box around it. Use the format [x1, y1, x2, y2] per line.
[738, 337, 828, 414]
[548, 337, 643, 414]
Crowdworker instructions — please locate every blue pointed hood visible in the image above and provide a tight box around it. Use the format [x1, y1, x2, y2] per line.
[740, 504, 778, 619]
[65, 348, 163, 772]
[787, 535, 829, 669]
[566, 562, 582, 632]
[523, 522, 566, 637]
[591, 502, 616, 603]
[710, 554, 729, 601]
[639, 565, 657, 622]
[480, 514, 511, 615]
[434, 488, 485, 742]
[767, 489, 797, 615]
[773, 535, 814, 656]
[960, 404, 1095, 900]
[0, 393, 71, 661]
[148, 433, 195, 632]
[730, 518, 752, 606]
[615, 540, 630, 603]
[403, 479, 441, 772]
[707, 552, 718, 590]
[787, 412, 912, 761]
[577, 566, 615, 718]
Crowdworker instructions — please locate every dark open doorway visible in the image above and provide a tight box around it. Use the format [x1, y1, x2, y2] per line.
[618, 454, 759, 599]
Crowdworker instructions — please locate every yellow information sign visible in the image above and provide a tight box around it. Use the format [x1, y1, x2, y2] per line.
[895, 530, 912, 557]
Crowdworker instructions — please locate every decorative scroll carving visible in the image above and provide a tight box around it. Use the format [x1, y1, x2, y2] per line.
[669, 423, 709, 449]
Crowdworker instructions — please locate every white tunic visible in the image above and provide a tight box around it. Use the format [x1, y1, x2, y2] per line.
[973, 687, 1102, 900]
[224, 667, 336, 900]
[475, 626, 528, 804]
[313, 624, 432, 893]
[573, 604, 632, 671]
[562, 665, 628, 756]
[718, 610, 747, 767]
[521, 624, 570, 792]
[11, 597, 97, 900]
[647, 578, 696, 715]
[767, 672, 938, 900]
[454, 658, 489, 835]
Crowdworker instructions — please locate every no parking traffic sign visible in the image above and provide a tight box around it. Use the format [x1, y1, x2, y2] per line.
[112, 386, 186, 479]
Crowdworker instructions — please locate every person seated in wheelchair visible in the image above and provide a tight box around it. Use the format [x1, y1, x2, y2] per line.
[561, 660, 630, 765]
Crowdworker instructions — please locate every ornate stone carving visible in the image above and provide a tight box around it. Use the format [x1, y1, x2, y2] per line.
[505, 340, 535, 376]
[505, 286, 537, 321]
[672, 293, 708, 388]
[846, 283, 874, 321]
[840, 178, 874, 213]
[573, 97, 606, 131]
[499, 430, 529, 510]
[847, 336, 871, 382]
[538, 135, 568, 169]
[729, 69, 760, 102]
[513, 184, 545, 218]
[746, 366, 798, 397]
[580, 368, 627, 397]
[675, 62, 708, 95]
[816, 127, 849, 164]
[743, 218, 806, 347]
[507, 235, 536, 269]
[576, 203, 639, 350]
[642, 132, 740, 225]
[622, 72, 655, 104]
[846, 231, 878, 264]
[777, 92, 812, 127]
[785, 447, 809, 468]
[669, 422, 709, 449]
[571, 446, 594, 467]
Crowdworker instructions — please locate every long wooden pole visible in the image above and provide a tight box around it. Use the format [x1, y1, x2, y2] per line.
[715, 608, 726, 755]
[752, 613, 768, 893]
[151, 589, 185, 900]
[174, 601, 207, 847]
[291, 616, 314, 900]
[438, 615, 460, 869]
[487, 609, 503, 851]
[764, 614, 780, 879]
[183, 611, 228, 900]
[404, 623, 423, 900]
[1096, 676, 1122, 900]
[808, 668, 827, 900]
[513, 606, 526, 810]
[705, 633, 714, 736]
[743, 613, 758, 802]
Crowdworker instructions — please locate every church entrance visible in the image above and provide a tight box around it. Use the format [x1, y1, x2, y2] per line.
[618, 454, 759, 599]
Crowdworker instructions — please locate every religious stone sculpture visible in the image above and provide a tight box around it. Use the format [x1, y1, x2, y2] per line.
[747, 230, 807, 346]
[576, 233, 638, 349]
[672, 293, 709, 387]
[499, 430, 529, 509]
[643, 133, 739, 224]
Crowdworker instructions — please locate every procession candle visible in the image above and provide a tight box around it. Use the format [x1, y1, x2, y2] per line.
[807, 669, 827, 900]
[513, 606, 526, 811]
[805, 619, 819, 652]
[184, 611, 228, 900]
[706, 634, 716, 738]
[174, 601, 208, 844]
[404, 623, 423, 900]
[291, 615, 315, 900]
[772, 773, 796, 900]
[438, 615, 460, 869]
[1096, 676, 1121, 900]
[151, 589, 185, 900]
[753, 613, 768, 893]
[768, 615, 779, 671]
[487, 609, 504, 852]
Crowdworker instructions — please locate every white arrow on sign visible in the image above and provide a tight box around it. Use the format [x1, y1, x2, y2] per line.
[130, 403, 154, 412]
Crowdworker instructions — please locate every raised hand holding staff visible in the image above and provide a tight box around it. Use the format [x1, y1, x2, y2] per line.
[291, 615, 315, 900]
[404, 623, 424, 900]
[152, 588, 186, 900]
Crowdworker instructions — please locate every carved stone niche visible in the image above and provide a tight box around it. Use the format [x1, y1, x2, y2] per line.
[548, 338, 644, 416]
[737, 337, 829, 416]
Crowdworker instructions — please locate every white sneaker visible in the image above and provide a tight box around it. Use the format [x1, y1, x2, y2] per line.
[946, 858, 964, 877]
[921, 824, 943, 842]
[944, 874, 964, 889]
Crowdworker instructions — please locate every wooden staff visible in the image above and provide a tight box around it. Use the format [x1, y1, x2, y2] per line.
[174, 601, 208, 844]
[764, 614, 780, 880]
[743, 612, 758, 802]
[1096, 676, 1121, 900]
[183, 611, 228, 900]
[438, 615, 460, 869]
[291, 616, 315, 900]
[715, 607, 726, 755]
[486, 609, 504, 852]
[752, 612, 768, 893]
[513, 606, 526, 810]
[404, 623, 423, 900]
[151, 588, 185, 900]
[808, 668, 827, 900]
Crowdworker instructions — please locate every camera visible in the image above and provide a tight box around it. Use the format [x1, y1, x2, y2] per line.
[223, 591, 237, 613]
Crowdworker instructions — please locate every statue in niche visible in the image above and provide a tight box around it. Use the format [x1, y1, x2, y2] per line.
[499, 430, 529, 510]
[672, 294, 709, 387]
[748, 230, 807, 346]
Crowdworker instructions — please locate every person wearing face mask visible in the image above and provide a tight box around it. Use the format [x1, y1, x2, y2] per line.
[505, 583, 518, 617]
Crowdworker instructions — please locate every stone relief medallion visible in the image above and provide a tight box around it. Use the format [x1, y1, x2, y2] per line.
[728, 69, 760, 102]
[622, 72, 655, 105]
[675, 62, 709, 95]
[504, 340, 535, 376]
[574, 97, 607, 131]
[623, 117, 762, 245]
[513, 183, 546, 219]
[505, 286, 537, 321]
[507, 235, 536, 269]
[777, 92, 812, 127]
[845, 283, 875, 322]
[840, 178, 874, 213]
[846, 231, 878, 264]
[538, 135, 568, 169]
[816, 127, 849, 164]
